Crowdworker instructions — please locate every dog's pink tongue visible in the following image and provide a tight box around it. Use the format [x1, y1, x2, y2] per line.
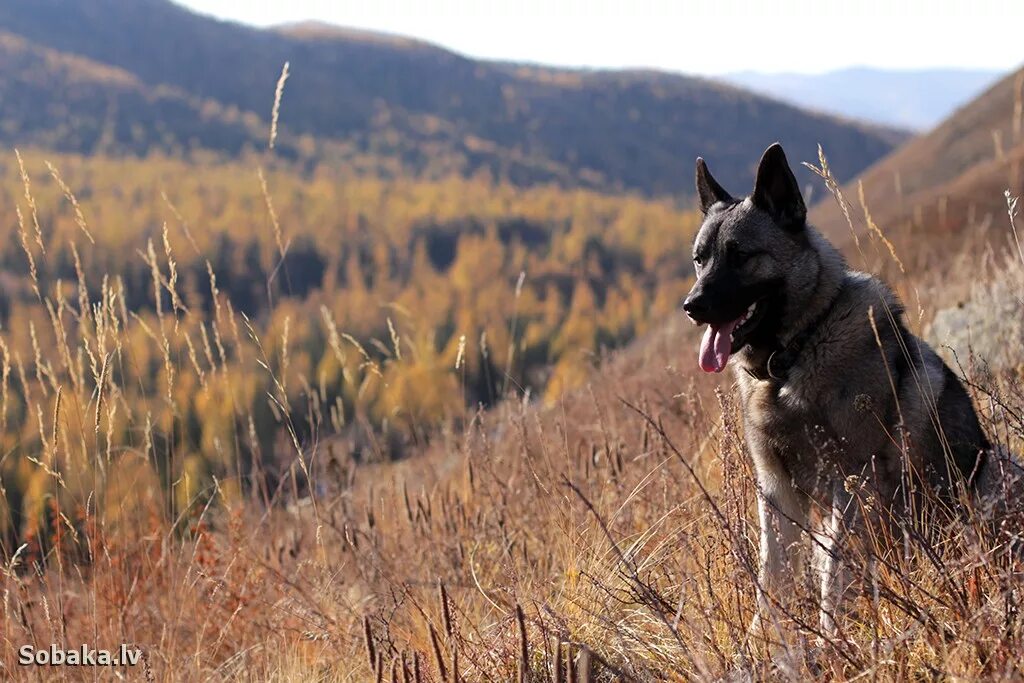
[698, 319, 739, 373]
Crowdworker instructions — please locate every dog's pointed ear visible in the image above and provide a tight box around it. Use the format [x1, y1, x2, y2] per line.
[752, 143, 806, 230]
[695, 157, 733, 214]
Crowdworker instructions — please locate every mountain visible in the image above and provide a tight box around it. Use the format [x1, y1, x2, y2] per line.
[809, 66, 1024, 268]
[0, 0, 907, 198]
[724, 67, 1001, 131]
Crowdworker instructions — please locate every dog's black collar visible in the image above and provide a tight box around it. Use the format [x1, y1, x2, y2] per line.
[744, 346, 795, 383]
[744, 298, 837, 383]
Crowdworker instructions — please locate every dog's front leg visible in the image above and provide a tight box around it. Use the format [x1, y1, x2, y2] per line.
[814, 497, 846, 638]
[749, 466, 808, 638]
[814, 488, 858, 639]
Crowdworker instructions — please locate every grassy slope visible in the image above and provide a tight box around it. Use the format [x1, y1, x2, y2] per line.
[5, 248, 1021, 680]
[1, 150, 1021, 679]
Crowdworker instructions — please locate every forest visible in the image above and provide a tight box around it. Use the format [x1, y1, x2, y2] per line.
[0, 149, 701, 558]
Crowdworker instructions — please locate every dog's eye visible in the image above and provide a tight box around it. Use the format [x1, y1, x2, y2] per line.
[728, 246, 758, 267]
[692, 254, 703, 266]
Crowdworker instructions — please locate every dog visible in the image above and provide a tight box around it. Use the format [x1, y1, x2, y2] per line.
[682, 143, 1021, 639]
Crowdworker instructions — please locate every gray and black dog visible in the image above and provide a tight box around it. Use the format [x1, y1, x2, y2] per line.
[683, 143, 1020, 637]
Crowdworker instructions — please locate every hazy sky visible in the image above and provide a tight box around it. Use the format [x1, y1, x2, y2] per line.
[174, 0, 1022, 75]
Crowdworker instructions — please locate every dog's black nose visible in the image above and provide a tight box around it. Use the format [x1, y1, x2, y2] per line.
[682, 296, 707, 320]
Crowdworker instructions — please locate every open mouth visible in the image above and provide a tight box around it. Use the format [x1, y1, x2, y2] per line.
[697, 300, 766, 373]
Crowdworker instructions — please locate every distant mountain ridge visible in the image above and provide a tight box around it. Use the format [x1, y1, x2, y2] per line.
[0, 0, 909, 198]
[724, 67, 1001, 130]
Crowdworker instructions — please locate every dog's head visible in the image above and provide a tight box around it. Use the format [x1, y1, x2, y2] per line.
[683, 143, 818, 373]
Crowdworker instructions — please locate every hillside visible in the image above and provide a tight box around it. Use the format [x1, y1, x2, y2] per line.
[810, 66, 1024, 270]
[724, 67, 1000, 130]
[0, 31, 272, 156]
[0, 0, 908, 197]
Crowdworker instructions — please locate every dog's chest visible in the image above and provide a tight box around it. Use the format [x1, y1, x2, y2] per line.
[747, 381, 829, 443]
[741, 378, 847, 491]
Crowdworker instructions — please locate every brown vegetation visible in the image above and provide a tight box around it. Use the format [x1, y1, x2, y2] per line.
[0, 135, 1021, 679]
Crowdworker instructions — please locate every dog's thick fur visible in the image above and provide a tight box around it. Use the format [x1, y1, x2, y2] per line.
[683, 143, 1021, 638]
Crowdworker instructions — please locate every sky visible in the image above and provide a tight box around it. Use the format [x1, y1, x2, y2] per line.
[174, 0, 1023, 76]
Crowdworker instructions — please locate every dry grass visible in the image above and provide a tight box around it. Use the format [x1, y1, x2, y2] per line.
[0, 199, 1021, 683]
[1, 131, 1024, 682]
